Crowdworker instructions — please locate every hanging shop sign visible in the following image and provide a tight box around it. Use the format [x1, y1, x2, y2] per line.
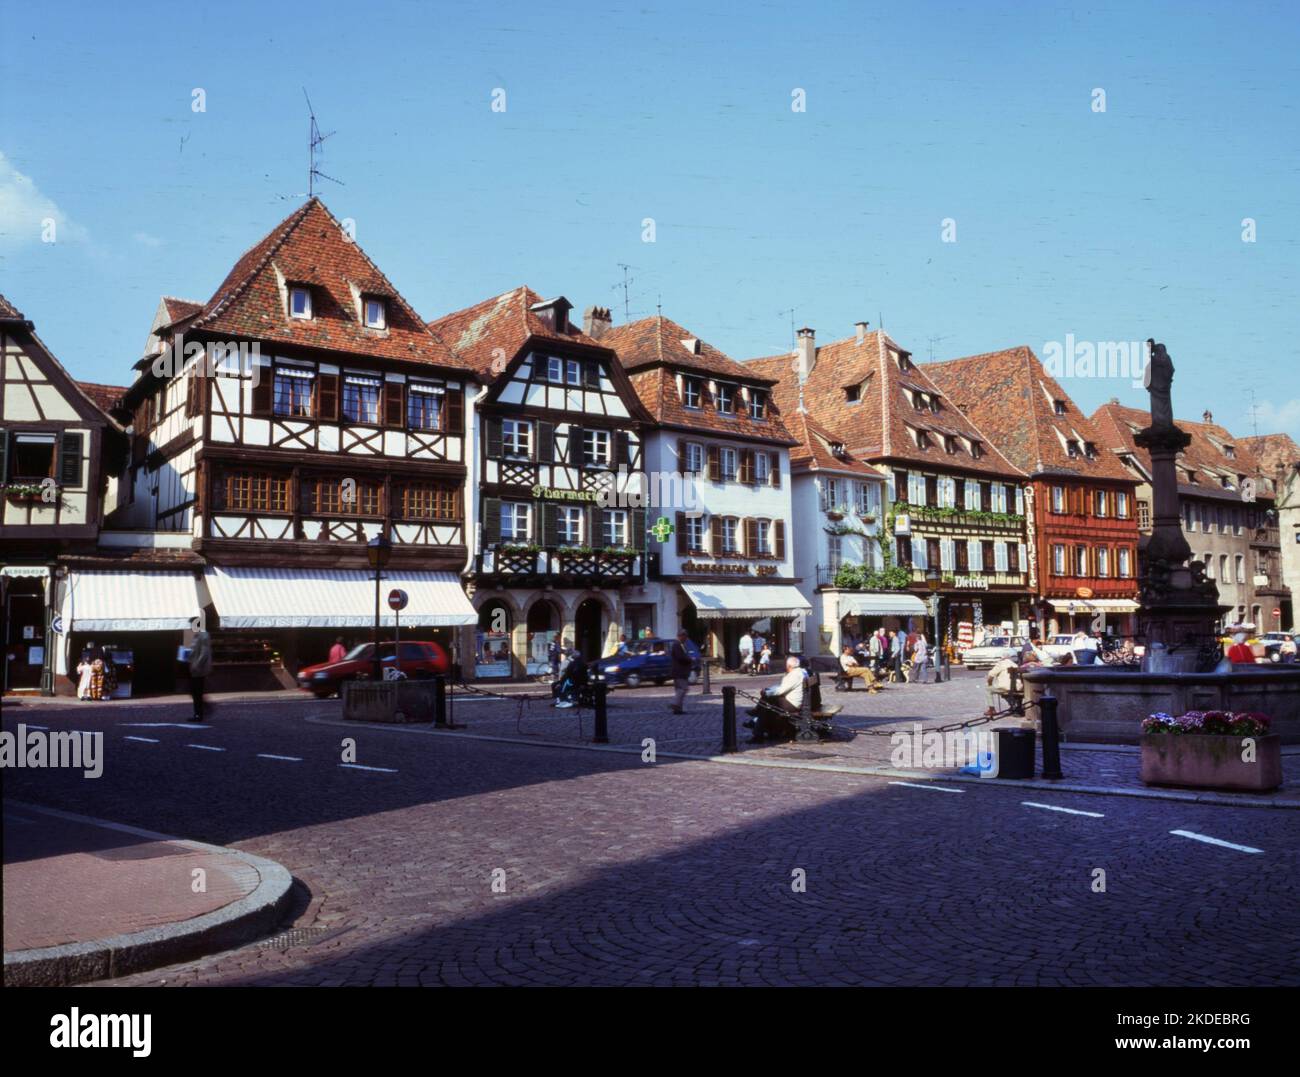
[530, 485, 598, 503]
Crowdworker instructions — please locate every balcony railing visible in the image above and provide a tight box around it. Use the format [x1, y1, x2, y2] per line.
[814, 564, 1028, 589]
[478, 545, 643, 584]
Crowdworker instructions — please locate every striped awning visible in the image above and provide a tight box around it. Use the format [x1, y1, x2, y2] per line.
[204, 567, 476, 628]
[61, 570, 202, 631]
[682, 583, 812, 620]
[837, 592, 928, 619]
[1048, 599, 1140, 612]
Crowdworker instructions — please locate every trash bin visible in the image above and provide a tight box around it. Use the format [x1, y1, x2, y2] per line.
[993, 726, 1036, 779]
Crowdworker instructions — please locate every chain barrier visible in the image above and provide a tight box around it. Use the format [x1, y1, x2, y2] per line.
[450, 675, 587, 738]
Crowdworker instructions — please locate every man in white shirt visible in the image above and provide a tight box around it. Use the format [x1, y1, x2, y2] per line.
[766, 655, 805, 712]
[738, 631, 754, 673]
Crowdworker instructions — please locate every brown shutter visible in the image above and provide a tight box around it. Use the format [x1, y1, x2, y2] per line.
[569, 425, 585, 465]
[59, 433, 84, 488]
[774, 520, 786, 560]
[537, 421, 554, 463]
[485, 417, 502, 458]
[678, 438, 687, 473]
[740, 449, 754, 484]
[710, 515, 722, 554]
[615, 430, 631, 467]
[0, 428, 6, 483]
[482, 497, 501, 544]
[317, 373, 339, 420]
[745, 517, 758, 557]
[676, 511, 687, 555]
[443, 387, 464, 434]
[707, 445, 720, 481]
[252, 367, 274, 416]
[770, 452, 781, 487]
[384, 381, 405, 427]
[631, 507, 645, 551]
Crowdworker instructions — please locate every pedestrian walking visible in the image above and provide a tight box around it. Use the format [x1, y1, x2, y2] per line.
[738, 630, 754, 673]
[889, 629, 904, 684]
[189, 627, 214, 723]
[328, 636, 347, 664]
[910, 633, 930, 683]
[669, 629, 693, 714]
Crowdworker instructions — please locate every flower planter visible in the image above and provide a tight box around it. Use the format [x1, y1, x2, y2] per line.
[1140, 733, 1282, 791]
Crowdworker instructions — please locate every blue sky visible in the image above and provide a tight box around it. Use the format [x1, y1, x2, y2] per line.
[2, 0, 1297, 439]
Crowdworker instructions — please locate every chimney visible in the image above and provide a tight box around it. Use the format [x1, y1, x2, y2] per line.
[583, 305, 612, 340]
[854, 320, 869, 345]
[796, 327, 816, 383]
[1203, 409, 1213, 423]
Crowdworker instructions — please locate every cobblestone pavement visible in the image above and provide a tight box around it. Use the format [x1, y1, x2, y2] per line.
[3, 688, 1298, 987]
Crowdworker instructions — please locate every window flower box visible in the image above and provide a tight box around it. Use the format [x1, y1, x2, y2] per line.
[4, 483, 52, 504]
[1139, 712, 1281, 791]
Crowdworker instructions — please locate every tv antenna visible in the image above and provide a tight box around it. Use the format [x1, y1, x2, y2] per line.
[776, 307, 796, 349]
[304, 88, 342, 197]
[927, 335, 950, 362]
[614, 264, 635, 320]
[1248, 388, 1262, 438]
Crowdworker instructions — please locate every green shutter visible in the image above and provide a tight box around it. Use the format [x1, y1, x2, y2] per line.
[568, 425, 584, 466]
[485, 417, 502, 458]
[482, 497, 501, 545]
[59, 432, 84, 487]
[631, 507, 646, 551]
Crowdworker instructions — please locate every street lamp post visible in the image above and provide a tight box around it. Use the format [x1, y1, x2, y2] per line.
[367, 532, 392, 682]
[925, 566, 945, 683]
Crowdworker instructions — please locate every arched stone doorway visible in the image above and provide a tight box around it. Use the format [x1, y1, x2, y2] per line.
[574, 598, 604, 662]
[525, 598, 562, 675]
[474, 600, 513, 678]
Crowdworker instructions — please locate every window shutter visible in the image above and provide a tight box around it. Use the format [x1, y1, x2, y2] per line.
[745, 517, 758, 556]
[676, 511, 687, 555]
[59, 432, 84, 487]
[568, 425, 585, 465]
[941, 538, 954, 571]
[1018, 542, 1027, 572]
[537, 421, 554, 463]
[710, 515, 723, 554]
[769, 452, 780, 487]
[631, 507, 645, 551]
[252, 369, 273, 416]
[482, 498, 501, 545]
[0, 428, 6, 482]
[443, 388, 464, 434]
[967, 539, 981, 570]
[707, 445, 720, 481]
[774, 519, 786, 560]
[541, 503, 557, 546]
[584, 360, 600, 388]
[317, 373, 339, 421]
[1015, 486, 1024, 516]
[384, 382, 405, 427]
[486, 417, 502, 458]
[995, 541, 1008, 572]
[912, 536, 927, 570]
[739, 449, 753, 484]
[615, 431, 631, 467]
[677, 438, 688, 472]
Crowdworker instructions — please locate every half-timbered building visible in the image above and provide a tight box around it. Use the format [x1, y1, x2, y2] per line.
[427, 288, 654, 677]
[595, 310, 809, 668]
[106, 198, 477, 690]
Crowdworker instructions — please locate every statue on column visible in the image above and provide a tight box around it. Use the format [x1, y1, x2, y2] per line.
[1143, 339, 1175, 430]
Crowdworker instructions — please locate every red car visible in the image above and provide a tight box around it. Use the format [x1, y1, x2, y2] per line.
[296, 641, 450, 698]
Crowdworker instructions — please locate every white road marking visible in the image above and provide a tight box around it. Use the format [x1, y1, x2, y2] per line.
[124, 736, 160, 743]
[185, 743, 226, 752]
[19, 723, 49, 730]
[339, 763, 398, 774]
[888, 780, 964, 794]
[1022, 801, 1104, 818]
[123, 722, 209, 729]
[1170, 829, 1262, 854]
[257, 753, 303, 762]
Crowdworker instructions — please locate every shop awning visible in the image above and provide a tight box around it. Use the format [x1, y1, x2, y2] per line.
[837, 592, 928, 619]
[204, 567, 477, 628]
[682, 583, 812, 620]
[61, 570, 203, 632]
[1048, 599, 1140, 612]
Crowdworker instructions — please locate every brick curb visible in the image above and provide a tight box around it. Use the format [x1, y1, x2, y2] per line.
[2, 802, 295, 987]
[303, 715, 1300, 811]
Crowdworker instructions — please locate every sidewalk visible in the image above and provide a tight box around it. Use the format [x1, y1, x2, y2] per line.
[3, 802, 293, 986]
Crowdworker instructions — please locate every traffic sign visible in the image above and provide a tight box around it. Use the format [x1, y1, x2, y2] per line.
[388, 588, 408, 611]
[50, 615, 64, 634]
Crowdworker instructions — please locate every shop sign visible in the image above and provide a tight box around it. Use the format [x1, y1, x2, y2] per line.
[682, 561, 750, 575]
[894, 513, 911, 536]
[531, 485, 598, 503]
[950, 575, 990, 590]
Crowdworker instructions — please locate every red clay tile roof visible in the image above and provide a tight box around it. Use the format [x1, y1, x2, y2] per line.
[923, 347, 1134, 482]
[603, 315, 794, 445]
[747, 329, 1025, 479]
[0, 293, 26, 321]
[1240, 433, 1300, 481]
[185, 198, 468, 372]
[159, 296, 203, 330]
[76, 381, 130, 415]
[1090, 401, 1267, 502]
[784, 407, 882, 475]
[426, 286, 600, 378]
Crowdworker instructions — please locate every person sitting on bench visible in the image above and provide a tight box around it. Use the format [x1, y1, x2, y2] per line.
[984, 656, 1019, 716]
[552, 651, 589, 708]
[838, 646, 879, 692]
[743, 656, 806, 740]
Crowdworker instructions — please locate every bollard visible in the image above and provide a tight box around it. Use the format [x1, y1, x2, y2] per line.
[593, 676, 609, 744]
[701, 658, 713, 696]
[1038, 692, 1062, 779]
[722, 685, 737, 753]
[449, 661, 460, 728]
[434, 674, 447, 727]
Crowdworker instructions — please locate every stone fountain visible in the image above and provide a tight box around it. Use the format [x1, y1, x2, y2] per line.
[1023, 341, 1300, 743]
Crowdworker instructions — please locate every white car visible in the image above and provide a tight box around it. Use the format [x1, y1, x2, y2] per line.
[962, 636, 1025, 670]
[1040, 634, 1078, 663]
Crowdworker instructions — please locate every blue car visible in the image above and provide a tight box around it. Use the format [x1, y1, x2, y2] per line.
[594, 637, 702, 688]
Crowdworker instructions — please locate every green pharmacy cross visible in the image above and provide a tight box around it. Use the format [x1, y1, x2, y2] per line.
[649, 516, 675, 543]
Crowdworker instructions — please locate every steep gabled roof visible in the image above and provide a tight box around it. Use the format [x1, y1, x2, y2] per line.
[426, 286, 597, 378]
[784, 407, 882, 476]
[747, 328, 1025, 479]
[1090, 401, 1266, 502]
[184, 198, 468, 372]
[0, 293, 27, 322]
[924, 346, 1133, 481]
[1240, 433, 1300, 481]
[76, 381, 130, 416]
[603, 315, 794, 445]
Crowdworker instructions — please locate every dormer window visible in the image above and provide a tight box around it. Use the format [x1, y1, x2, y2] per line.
[1053, 399, 1066, 415]
[1084, 441, 1097, 459]
[290, 286, 312, 320]
[944, 435, 958, 454]
[748, 389, 767, 420]
[682, 377, 703, 409]
[1225, 445, 1236, 459]
[1067, 440, 1081, 458]
[363, 297, 387, 329]
[715, 383, 735, 414]
[845, 385, 860, 403]
[970, 440, 983, 459]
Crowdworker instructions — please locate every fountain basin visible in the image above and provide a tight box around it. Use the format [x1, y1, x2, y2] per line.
[1021, 665, 1300, 744]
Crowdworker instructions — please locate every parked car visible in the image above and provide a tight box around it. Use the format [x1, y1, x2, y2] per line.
[961, 636, 1026, 670]
[297, 641, 449, 697]
[1039, 634, 1077, 663]
[593, 637, 701, 688]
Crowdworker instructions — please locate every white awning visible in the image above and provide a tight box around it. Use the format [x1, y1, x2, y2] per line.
[61, 570, 202, 632]
[1048, 599, 1140, 612]
[837, 593, 928, 619]
[682, 583, 812, 620]
[204, 567, 476, 628]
